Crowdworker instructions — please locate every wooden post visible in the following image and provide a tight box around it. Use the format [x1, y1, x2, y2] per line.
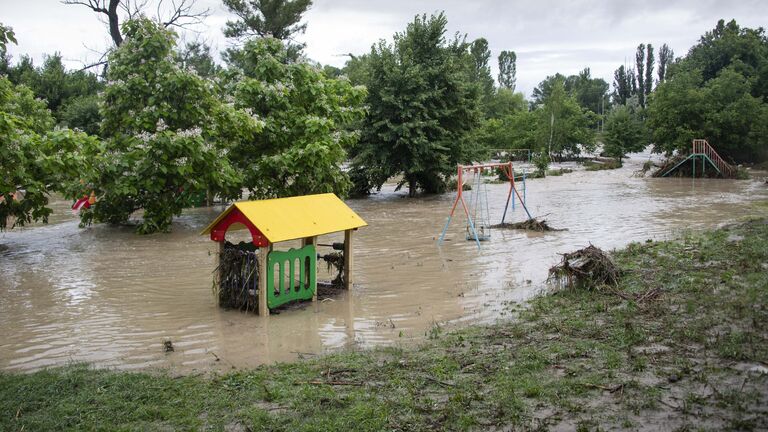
[215, 241, 224, 303]
[258, 244, 271, 317]
[344, 229, 353, 290]
[304, 236, 317, 301]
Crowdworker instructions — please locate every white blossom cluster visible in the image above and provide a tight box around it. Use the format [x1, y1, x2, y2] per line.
[156, 119, 168, 132]
[177, 127, 202, 138]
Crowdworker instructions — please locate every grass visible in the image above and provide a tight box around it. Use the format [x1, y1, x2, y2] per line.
[2, 219, 768, 431]
[585, 159, 622, 171]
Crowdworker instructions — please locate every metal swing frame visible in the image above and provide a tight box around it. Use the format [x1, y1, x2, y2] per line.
[438, 162, 533, 249]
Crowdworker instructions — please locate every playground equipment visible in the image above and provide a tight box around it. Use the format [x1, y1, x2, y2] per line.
[658, 139, 735, 178]
[201, 193, 367, 316]
[438, 162, 532, 249]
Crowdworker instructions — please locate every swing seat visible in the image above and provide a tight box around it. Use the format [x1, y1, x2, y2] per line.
[466, 225, 491, 242]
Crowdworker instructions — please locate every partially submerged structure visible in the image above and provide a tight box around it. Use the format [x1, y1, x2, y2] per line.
[438, 161, 534, 249]
[201, 193, 367, 316]
[656, 139, 736, 178]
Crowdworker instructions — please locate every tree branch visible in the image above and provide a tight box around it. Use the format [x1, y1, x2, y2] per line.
[160, 0, 210, 30]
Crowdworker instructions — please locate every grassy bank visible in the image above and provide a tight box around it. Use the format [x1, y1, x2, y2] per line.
[2, 219, 768, 431]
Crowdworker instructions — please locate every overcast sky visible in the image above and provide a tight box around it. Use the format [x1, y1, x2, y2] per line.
[3, 0, 767, 96]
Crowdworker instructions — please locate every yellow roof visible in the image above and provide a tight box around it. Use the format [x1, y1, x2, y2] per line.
[201, 193, 367, 243]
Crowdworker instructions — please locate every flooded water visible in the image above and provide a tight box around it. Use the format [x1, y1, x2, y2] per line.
[1, 154, 766, 373]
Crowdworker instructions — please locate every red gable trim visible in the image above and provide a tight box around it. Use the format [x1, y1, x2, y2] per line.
[210, 207, 270, 247]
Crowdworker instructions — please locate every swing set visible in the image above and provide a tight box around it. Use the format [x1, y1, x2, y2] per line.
[438, 162, 533, 249]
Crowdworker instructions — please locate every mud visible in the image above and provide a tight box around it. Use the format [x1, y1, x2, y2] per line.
[1, 152, 767, 374]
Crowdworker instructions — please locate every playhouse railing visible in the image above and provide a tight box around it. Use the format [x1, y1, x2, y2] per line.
[692, 139, 733, 177]
[266, 245, 316, 309]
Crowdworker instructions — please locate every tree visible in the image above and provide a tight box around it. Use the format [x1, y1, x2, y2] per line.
[64, 0, 209, 72]
[484, 88, 526, 119]
[76, 18, 259, 233]
[497, 50, 516, 91]
[658, 43, 674, 84]
[0, 76, 96, 230]
[636, 44, 646, 108]
[648, 67, 768, 163]
[473, 109, 537, 154]
[59, 94, 102, 135]
[6, 52, 103, 118]
[341, 54, 371, 85]
[567, 68, 610, 116]
[223, 0, 311, 48]
[538, 77, 597, 159]
[349, 13, 481, 197]
[228, 37, 366, 198]
[612, 65, 633, 105]
[603, 105, 647, 163]
[176, 41, 219, 78]
[648, 20, 768, 163]
[645, 43, 654, 98]
[684, 19, 768, 99]
[469, 38, 494, 107]
[0, 23, 16, 52]
[531, 73, 567, 107]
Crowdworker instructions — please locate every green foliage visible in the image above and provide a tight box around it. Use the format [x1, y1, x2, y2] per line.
[350, 13, 481, 196]
[566, 68, 610, 116]
[612, 65, 634, 105]
[341, 54, 371, 85]
[539, 77, 597, 158]
[58, 94, 101, 135]
[469, 38, 494, 106]
[223, 0, 312, 56]
[321, 64, 342, 78]
[603, 105, 647, 161]
[230, 38, 366, 198]
[0, 77, 54, 230]
[79, 18, 256, 233]
[0, 76, 95, 230]
[658, 43, 674, 84]
[636, 44, 646, 108]
[473, 109, 537, 153]
[531, 73, 566, 107]
[0, 22, 17, 53]
[3, 51, 103, 128]
[648, 20, 768, 163]
[645, 43, 654, 98]
[497, 50, 516, 91]
[533, 151, 549, 176]
[176, 41, 220, 78]
[483, 87, 526, 118]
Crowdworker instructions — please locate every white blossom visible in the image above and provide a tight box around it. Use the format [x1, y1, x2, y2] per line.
[156, 118, 168, 132]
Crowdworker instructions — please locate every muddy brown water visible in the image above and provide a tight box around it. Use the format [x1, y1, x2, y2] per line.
[1, 154, 766, 373]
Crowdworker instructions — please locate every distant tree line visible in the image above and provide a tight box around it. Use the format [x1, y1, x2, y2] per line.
[2, 1, 767, 233]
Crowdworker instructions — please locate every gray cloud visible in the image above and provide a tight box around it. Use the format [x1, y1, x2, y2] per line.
[3, 0, 767, 96]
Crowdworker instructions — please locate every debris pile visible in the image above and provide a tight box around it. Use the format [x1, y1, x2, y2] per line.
[492, 218, 565, 232]
[548, 245, 620, 289]
[216, 246, 260, 311]
[321, 252, 344, 286]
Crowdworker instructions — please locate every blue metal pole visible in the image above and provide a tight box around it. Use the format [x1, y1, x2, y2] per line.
[438, 215, 452, 245]
[523, 173, 527, 206]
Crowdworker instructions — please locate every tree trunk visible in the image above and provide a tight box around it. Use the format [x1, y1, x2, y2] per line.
[408, 178, 417, 198]
[108, 0, 123, 47]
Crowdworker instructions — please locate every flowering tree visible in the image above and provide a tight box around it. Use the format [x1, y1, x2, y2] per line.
[228, 38, 366, 198]
[78, 18, 261, 233]
[0, 26, 97, 231]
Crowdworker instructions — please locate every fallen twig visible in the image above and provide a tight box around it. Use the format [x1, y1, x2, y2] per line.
[296, 380, 363, 386]
[424, 375, 455, 387]
[582, 383, 624, 393]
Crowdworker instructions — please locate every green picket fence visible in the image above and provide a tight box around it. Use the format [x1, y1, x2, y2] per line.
[266, 245, 316, 309]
